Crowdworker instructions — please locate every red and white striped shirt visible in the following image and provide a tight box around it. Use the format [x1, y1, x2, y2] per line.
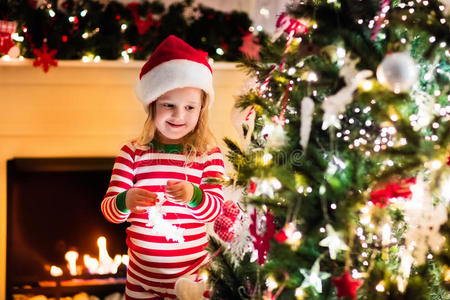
[101, 141, 224, 298]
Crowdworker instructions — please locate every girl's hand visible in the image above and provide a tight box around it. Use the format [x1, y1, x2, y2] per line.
[125, 188, 158, 214]
[165, 180, 194, 204]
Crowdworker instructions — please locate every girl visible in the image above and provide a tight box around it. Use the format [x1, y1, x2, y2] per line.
[101, 35, 225, 299]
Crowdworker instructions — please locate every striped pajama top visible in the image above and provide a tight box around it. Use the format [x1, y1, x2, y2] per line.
[101, 141, 224, 298]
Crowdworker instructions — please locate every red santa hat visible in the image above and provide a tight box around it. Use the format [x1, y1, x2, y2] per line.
[135, 35, 214, 113]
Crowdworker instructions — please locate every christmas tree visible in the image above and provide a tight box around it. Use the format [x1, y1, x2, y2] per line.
[206, 0, 450, 299]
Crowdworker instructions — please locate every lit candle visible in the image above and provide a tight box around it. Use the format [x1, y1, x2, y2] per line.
[65, 251, 79, 276]
[50, 265, 63, 277]
[83, 254, 99, 274]
[97, 236, 114, 274]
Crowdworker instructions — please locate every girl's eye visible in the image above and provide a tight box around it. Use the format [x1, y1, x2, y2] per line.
[163, 103, 174, 108]
[186, 106, 195, 110]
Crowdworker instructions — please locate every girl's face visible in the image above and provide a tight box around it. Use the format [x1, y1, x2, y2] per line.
[153, 87, 203, 144]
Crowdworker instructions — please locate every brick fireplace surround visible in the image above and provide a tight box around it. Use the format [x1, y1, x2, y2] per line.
[0, 59, 245, 298]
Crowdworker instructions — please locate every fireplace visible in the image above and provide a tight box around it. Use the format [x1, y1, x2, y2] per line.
[6, 157, 128, 299]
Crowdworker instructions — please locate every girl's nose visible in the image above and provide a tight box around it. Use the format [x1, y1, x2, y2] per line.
[172, 107, 184, 118]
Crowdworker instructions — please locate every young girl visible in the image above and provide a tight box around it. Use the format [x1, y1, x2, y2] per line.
[101, 35, 225, 299]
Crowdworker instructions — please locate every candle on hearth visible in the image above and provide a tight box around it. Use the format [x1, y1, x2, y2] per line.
[50, 265, 63, 277]
[122, 254, 129, 267]
[83, 254, 99, 274]
[65, 250, 79, 276]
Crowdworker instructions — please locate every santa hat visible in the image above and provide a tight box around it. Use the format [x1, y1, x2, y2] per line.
[135, 35, 214, 113]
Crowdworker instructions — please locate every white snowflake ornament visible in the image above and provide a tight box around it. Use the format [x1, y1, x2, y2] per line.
[319, 224, 349, 260]
[299, 258, 330, 293]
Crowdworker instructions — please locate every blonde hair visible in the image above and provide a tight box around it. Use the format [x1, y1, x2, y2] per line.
[134, 91, 217, 160]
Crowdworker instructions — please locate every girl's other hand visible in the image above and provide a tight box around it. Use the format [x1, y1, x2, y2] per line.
[125, 188, 158, 214]
[165, 180, 194, 204]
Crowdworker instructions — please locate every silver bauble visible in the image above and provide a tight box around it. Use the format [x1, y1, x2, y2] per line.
[376, 52, 419, 93]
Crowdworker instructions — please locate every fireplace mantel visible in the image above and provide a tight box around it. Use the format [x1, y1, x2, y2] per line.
[0, 59, 245, 297]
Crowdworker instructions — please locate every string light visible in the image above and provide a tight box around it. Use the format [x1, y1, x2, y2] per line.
[295, 288, 305, 299]
[259, 8, 270, 16]
[307, 72, 318, 82]
[361, 80, 373, 91]
[375, 281, 385, 292]
[216, 48, 224, 55]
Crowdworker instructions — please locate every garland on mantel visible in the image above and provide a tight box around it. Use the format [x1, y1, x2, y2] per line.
[1, 0, 266, 71]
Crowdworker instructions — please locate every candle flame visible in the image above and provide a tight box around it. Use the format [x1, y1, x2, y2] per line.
[83, 254, 99, 274]
[122, 255, 129, 266]
[97, 236, 122, 274]
[50, 265, 63, 277]
[65, 250, 79, 276]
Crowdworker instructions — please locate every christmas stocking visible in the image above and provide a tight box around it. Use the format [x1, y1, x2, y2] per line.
[0, 20, 19, 57]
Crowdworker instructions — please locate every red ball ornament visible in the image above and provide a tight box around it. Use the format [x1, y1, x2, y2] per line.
[274, 229, 288, 243]
[331, 270, 362, 299]
[223, 200, 239, 221]
[213, 215, 234, 242]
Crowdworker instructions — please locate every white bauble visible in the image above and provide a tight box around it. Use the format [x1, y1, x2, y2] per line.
[376, 52, 419, 92]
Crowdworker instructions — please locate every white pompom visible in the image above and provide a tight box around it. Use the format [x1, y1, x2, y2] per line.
[376, 52, 418, 93]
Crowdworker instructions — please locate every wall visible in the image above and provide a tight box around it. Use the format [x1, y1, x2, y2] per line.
[0, 59, 246, 297]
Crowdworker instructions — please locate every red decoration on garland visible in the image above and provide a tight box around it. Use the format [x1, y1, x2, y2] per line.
[447, 155, 450, 166]
[33, 42, 58, 73]
[331, 270, 362, 299]
[0, 20, 19, 57]
[239, 33, 260, 61]
[127, 2, 158, 35]
[370, 177, 416, 207]
[249, 210, 275, 265]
